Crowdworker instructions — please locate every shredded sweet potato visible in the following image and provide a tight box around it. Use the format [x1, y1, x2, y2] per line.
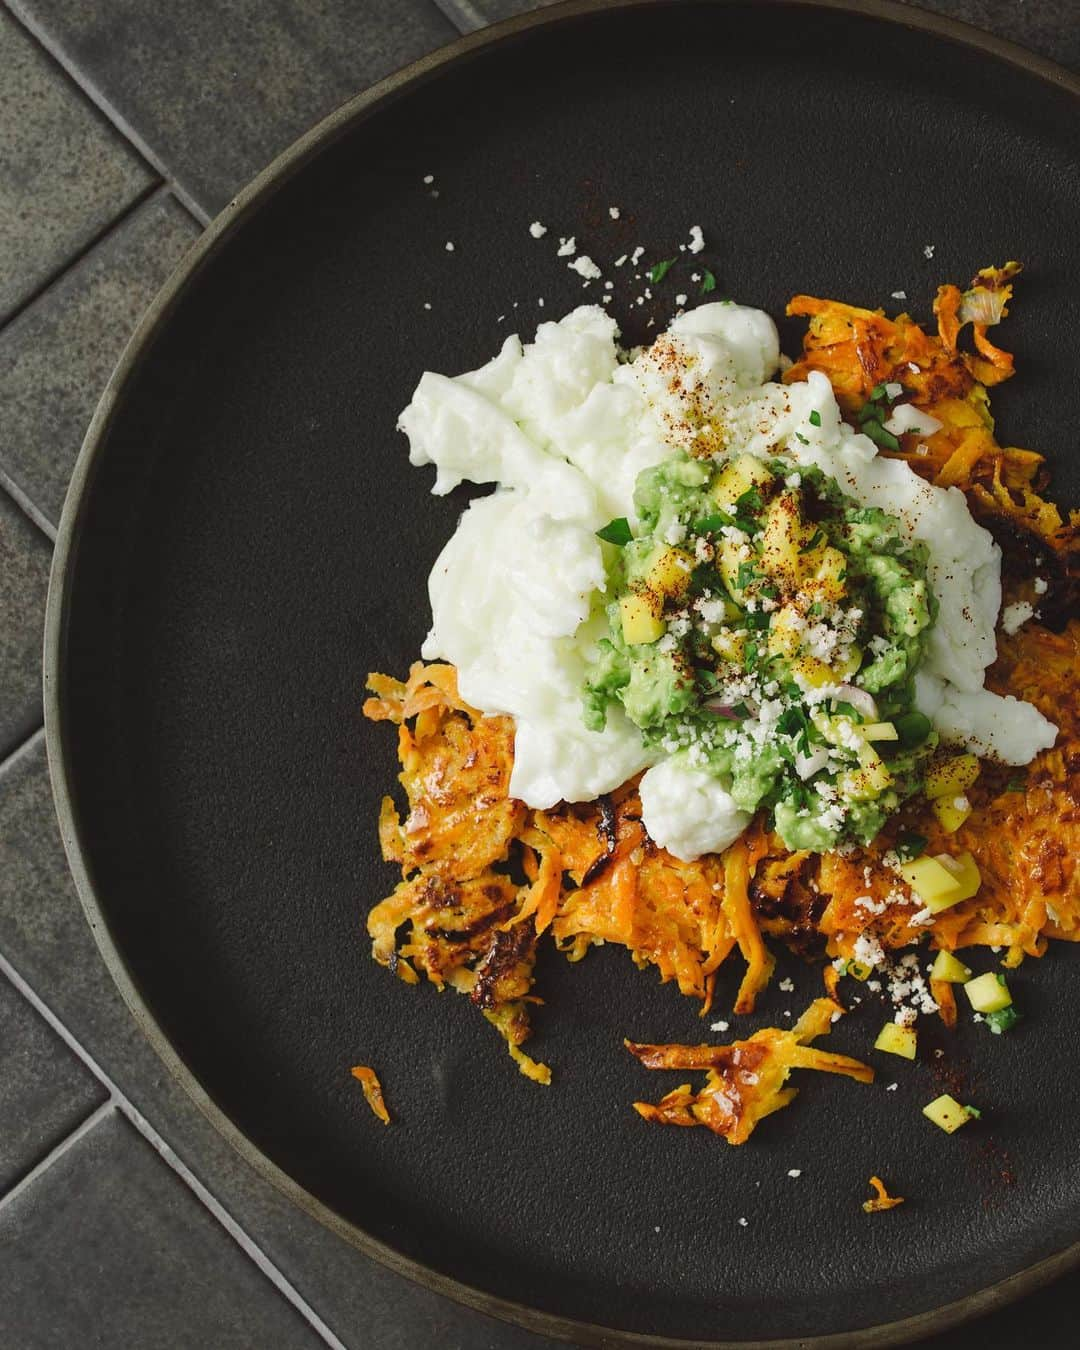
[863, 1175, 905, 1214]
[625, 999, 872, 1144]
[350, 1065, 390, 1125]
[359, 269, 1079, 1143]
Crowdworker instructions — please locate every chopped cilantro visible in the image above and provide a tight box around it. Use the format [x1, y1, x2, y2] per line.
[985, 1006, 1020, 1034]
[965, 1104, 983, 1119]
[861, 418, 901, 453]
[895, 832, 928, 862]
[734, 486, 764, 515]
[693, 511, 734, 533]
[795, 432, 809, 445]
[799, 529, 825, 554]
[809, 601, 825, 616]
[701, 268, 717, 294]
[736, 561, 758, 589]
[648, 257, 677, 284]
[744, 610, 771, 631]
[743, 641, 759, 670]
[809, 410, 822, 428]
[596, 517, 632, 546]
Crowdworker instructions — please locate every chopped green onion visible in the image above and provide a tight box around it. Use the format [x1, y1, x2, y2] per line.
[701, 268, 717, 294]
[809, 410, 822, 428]
[795, 432, 809, 445]
[596, 517, 633, 546]
[648, 257, 677, 284]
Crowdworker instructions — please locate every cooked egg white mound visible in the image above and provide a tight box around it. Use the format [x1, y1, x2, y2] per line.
[397, 303, 1056, 860]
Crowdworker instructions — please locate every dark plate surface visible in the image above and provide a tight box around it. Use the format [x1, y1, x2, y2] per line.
[47, 2, 1080, 1344]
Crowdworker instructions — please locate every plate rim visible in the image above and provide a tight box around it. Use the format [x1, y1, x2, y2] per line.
[42, 1, 1080, 1345]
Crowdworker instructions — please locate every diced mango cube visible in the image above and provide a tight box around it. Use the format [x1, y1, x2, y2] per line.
[761, 494, 806, 579]
[874, 1023, 917, 1060]
[620, 593, 665, 646]
[811, 545, 848, 601]
[964, 971, 1012, 1014]
[645, 546, 695, 599]
[767, 605, 804, 659]
[932, 794, 972, 834]
[923, 1094, 974, 1134]
[831, 645, 863, 680]
[791, 655, 836, 688]
[711, 454, 774, 505]
[712, 629, 746, 664]
[861, 722, 898, 742]
[718, 538, 749, 601]
[930, 950, 972, 984]
[925, 753, 980, 801]
[899, 852, 980, 912]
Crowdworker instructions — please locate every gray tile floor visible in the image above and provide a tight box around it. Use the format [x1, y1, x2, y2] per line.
[0, 1, 1075, 1345]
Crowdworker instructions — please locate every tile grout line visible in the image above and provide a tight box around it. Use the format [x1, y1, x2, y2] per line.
[2, 0, 212, 227]
[0, 468, 56, 544]
[0, 1099, 116, 1213]
[0, 178, 169, 336]
[430, 0, 486, 35]
[0, 946, 350, 1350]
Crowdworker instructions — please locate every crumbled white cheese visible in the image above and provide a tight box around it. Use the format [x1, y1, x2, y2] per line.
[1034, 576, 1048, 595]
[569, 255, 602, 281]
[444, 241, 455, 252]
[710, 1019, 730, 1033]
[423, 173, 434, 185]
[556, 236, 576, 257]
[1001, 601, 1035, 635]
[891, 290, 907, 300]
[609, 206, 620, 219]
[675, 293, 688, 307]
[787, 1169, 802, 1178]
[778, 977, 795, 992]
[688, 225, 705, 253]
[923, 244, 935, 258]
[528, 221, 547, 238]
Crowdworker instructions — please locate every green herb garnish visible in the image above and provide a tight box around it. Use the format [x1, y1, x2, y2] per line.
[809, 410, 822, 428]
[596, 517, 632, 546]
[693, 511, 734, 533]
[799, 529, 825, 554]
[795, 432, 809, 445]
[985, 1006, 1021, 1034]
[648, 257, 677, 284]
[895, 832, 928, 862]
[861, 419, 901, 453]
[1005, 775, 1026, 793]
[701, 268, 717, 294]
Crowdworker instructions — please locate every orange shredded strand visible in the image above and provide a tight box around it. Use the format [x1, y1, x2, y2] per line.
[350, 1065, 390, 1125]
[863, 1175, 905, 1213]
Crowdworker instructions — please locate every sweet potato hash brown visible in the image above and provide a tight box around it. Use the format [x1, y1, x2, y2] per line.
[362, 269, 1079, 1143]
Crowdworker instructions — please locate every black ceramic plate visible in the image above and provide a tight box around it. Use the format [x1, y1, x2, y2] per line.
[46, 1, 1080, 1344]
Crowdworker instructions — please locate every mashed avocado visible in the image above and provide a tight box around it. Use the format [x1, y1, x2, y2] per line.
[584, 451, 939, 851]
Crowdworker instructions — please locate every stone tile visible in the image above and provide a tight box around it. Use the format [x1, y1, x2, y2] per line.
[8, 0, 458, 217]
[0, 490, 51, 762]
[0, 970, 105, 1193]
[458, 0, 1079, 72]
[0, 192, 200, 525]
[0, 1109, 324, 1349]
[0, 738, 564, 1349]
[0, 8, 153, 323]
